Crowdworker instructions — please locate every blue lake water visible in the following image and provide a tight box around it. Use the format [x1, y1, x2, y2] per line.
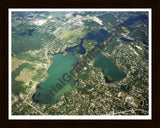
[84, 29, 110, 43]
[65, 39, 86, 54]
[32, 52, 78, 104]
[94, 53, 126, 82]
[120, 37, 133, 42]
[123, 14, 148, 26]
[142, 40, 148, 45]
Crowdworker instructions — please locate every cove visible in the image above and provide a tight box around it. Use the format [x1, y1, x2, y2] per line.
[94, 53, 126, 82]
[32, 52, 78, 104]
[65, 39, 86, 54]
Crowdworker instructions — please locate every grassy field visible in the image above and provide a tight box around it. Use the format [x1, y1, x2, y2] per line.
[59, 27, 85, 41]
[12, 57, 25, 71]
[15, 68, 36, 83]
[12, 63, 35, 95]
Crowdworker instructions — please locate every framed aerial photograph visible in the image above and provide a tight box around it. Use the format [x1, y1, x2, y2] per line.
[9, 8, 152, 120]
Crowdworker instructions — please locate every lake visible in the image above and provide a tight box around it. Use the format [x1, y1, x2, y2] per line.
[94, 53, 126, 82]
[123, 14, 148, 26]
[84, 29, 110, 43]
[32, 52, 77, 104]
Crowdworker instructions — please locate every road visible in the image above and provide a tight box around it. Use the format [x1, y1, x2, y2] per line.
[114, 109, 148, 115]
